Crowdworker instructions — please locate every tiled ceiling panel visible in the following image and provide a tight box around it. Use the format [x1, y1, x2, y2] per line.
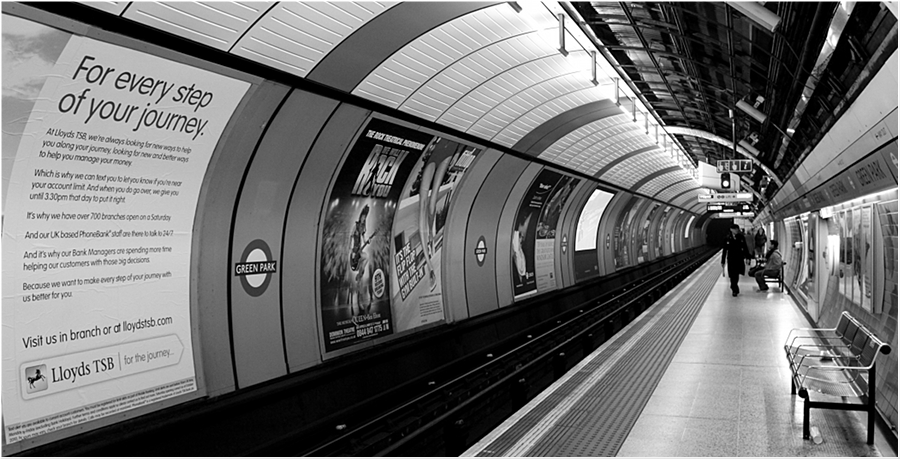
[601, 150, 671, 189]
[232, 2, 393, 78]
[637, 170, 690, 197]
[491, 84, 608, 147]
[656, 179, 698, 203]
[439, 53, 578, 133]
[399, 33, 557, 121]
[676, 191, 701, 209]
[123, 2, 271, 51]
[538, 114, 644, 174]
[589, 132, 656, 173]
[78, 1, 129, 15]
[353, 2, 622, 151]
[353, 4, 540, 109]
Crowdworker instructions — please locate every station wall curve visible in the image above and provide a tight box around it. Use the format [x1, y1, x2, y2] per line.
[0, 4, 707, 452]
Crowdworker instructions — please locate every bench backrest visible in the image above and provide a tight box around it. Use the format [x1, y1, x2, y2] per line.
[835, 312, 852, 339]
[838, 312, 893, 368]
[850, 326, 870, 357]
[839, 319, 861, 353]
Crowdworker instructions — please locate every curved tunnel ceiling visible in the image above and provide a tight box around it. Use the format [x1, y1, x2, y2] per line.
[78, 1, 704, 213]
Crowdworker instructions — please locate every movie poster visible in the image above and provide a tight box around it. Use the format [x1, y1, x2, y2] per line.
[390, 137, 481, 332]
[512, 170, 562, 299]
[534, 175, 579, 293]
[319, 118, 433, 352]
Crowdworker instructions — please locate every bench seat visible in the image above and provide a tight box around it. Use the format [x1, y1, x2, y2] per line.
[783, 311, 891, 444]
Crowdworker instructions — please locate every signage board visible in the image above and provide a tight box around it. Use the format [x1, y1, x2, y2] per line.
[707, 203, 752, 213]
[716, 159, 752, 173]
[712, 212, 755, 218]
[698, 193, 753, 203]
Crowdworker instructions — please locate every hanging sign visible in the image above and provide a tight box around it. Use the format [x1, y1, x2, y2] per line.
[698, 192, 753, 202]
[716, 159, 752, 173]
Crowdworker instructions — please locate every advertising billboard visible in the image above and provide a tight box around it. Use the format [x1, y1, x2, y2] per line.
[319, 118, 484, 350]
[2, 16, 249, 444]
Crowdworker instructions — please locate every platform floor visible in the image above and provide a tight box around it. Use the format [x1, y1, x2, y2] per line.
[464, 257, 893, 457]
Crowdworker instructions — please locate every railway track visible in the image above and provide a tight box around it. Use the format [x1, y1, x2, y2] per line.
[265, 248, 717, 456]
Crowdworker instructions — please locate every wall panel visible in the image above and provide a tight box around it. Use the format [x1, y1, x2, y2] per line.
[558, 181, 596, 287]
[496, 163, 542, 305]
[464, 155, 529, 316]
[443, 148, 503, 323]
[200, 82, 289, 396]
[274, 91, 345, 373]
[599, 192, 632, 274]
[230, 89, 339, 387]
[290, 104, 372, 360]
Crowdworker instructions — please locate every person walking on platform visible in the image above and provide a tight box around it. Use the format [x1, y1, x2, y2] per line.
[755, 240, 783, 291]
[722, 224, 751, 296]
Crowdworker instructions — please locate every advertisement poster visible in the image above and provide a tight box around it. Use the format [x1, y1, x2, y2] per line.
[850, 208, 862, 307]
[656, 207, 669, 258]
[320, 118, 433, 352]
[838, 211, 852, 302]
[575, 189, 613, 251]
[826, 217, 840, 278]
[860, 205, 874, 312]
[512, 169, 562, 299]
[639, 204, 660, 263]
[573, 189, 613, 281]
[391, 137, 481, 332]
[534, 175, 579, 293]
[805, 216, 817, 300]
[615, 201, 640, 269]
[2, 18, 249, 444]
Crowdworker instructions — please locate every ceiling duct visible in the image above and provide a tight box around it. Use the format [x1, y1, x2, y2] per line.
[726, 2, 782, 32]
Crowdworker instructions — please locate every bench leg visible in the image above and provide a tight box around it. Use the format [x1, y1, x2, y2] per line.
[868, 408, 875, 445]
[803, 397, 810, 440]
[790, 376, 796, 395]
[867, 366, 877, 445]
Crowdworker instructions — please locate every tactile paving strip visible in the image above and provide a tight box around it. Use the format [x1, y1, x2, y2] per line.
[469, 259, 721, 457]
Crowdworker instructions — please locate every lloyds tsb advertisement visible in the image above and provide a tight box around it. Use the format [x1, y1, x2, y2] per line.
[319, 118, 433, 352]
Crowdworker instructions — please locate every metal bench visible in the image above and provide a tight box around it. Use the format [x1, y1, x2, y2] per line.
[753, 257, 783, 290]
[762, 264, 783, 290]
[783, 311, 892, 444]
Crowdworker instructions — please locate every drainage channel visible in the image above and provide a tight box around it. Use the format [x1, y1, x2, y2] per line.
[465, 258, 722, 457]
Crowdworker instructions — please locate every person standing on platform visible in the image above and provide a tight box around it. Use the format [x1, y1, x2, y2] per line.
[722, 224, 752, 296]
[754, 228, 767, 260]
[755, 240, 783, 291]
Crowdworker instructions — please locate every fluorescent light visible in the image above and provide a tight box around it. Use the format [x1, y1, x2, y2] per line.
[736, 99, 766, 123]
[727, 2, 781, 32]
[737, 140, 760, 156]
